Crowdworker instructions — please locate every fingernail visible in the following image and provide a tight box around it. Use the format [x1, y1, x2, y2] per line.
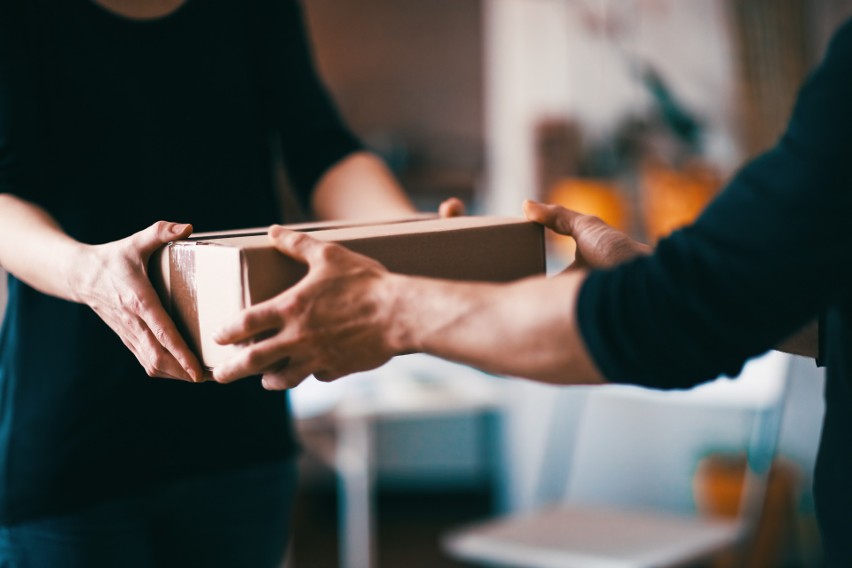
[269, 225, 284, 238]
[171, 223, 189, 235]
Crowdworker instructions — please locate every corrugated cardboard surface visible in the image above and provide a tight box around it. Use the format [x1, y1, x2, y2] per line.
[151, 216, 545, 369]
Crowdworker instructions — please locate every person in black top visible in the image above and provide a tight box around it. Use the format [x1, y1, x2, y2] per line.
[211, 14, 852, 567]
[0, 0, 461, 566]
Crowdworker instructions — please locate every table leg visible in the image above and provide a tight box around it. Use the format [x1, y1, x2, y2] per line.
[336, 415, 376, 568]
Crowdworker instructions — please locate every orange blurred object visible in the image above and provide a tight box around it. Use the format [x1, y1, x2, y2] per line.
[693, 454, 802, 568]
[546, 178, 629, 261]
[641, 161, 721, 242]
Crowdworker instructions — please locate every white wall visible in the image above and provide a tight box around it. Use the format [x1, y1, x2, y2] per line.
[482, 0, 741, 216]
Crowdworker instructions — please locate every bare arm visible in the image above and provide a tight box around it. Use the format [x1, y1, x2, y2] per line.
[311, 152, 417, 220]
[386, 271, 605, 385]
[311, 151, 465, 221]
[0, 193, 202, 381]
[0, 193, 85, 300]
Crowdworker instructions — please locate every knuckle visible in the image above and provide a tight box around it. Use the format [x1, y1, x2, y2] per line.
[152, 220, 170, 234]
[289, 232, 310, 249]
[314, 370, 336, 383]
[289, 294, 306, 313]
[570, 216, 596, 234]
[150, 352, 169, 372]
[151, 324, 168, 345]
[283, 293, 308, 316]
[120, 311, 137, 329]
[263, 377, 287, 391]
[123, 293, 145, 314]
[244, 349, 264, 368]
[316, 243, 339, 263]
[288, 328, 308, 347]
[240, 311, 258, 331]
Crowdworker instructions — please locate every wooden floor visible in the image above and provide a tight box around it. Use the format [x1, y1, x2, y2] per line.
[287, 483, 491, 568]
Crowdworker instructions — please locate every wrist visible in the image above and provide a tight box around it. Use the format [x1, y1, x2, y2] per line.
[381, 273, 422, 354]
[61, 242, 99, 304]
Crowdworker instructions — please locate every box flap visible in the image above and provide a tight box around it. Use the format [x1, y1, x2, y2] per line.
[187, 213, 438, 241]
[193, 217, 534, 250]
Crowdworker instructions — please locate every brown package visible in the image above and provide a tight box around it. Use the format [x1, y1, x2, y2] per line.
[151, 216, 545, 369]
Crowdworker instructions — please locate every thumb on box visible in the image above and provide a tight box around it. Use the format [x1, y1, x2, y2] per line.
[523, 200, 578, 236]
[132, 221, 192, 255]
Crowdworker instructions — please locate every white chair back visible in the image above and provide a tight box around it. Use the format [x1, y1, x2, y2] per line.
[555, 351, 791, 515]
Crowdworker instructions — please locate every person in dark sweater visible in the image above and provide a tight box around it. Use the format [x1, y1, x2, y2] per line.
[212, 15, 852, 568]
[0, 0, 461, 566]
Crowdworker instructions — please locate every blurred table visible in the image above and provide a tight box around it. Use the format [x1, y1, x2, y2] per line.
[290, 354, 505, 568]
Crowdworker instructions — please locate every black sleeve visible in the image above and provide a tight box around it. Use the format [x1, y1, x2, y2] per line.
[257, 0, 364, 211]
[577, 18, 852, 390]
[817, 310, 827, 368]
[0, 2, 47, 205]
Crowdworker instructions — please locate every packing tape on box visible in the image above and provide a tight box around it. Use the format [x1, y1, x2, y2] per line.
[168, 243, 203, 365]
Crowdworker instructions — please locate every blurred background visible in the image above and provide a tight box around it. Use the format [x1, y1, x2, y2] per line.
[2, 1, 850, 566]
[281, 1, 852, 567]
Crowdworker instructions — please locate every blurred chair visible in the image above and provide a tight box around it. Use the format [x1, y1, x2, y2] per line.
[443, 351, 791, 568]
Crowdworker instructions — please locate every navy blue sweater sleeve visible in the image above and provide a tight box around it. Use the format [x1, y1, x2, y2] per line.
[577, 19, 852, 390]
[259, 0, 363, 211]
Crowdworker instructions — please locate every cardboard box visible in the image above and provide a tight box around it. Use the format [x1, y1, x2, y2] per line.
[151, 216, 545, 369]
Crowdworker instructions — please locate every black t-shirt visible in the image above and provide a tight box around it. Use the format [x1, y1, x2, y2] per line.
[578, 18, 852, 565]
[0, 0, 362, 524]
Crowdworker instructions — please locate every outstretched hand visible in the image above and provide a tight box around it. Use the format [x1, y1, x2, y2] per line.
[523, 200, 651, 269]
[212, 227, 400, 389]
[73, 221, 203, 382]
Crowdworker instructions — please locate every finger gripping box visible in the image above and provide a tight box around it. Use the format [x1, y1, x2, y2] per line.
[150, 216, 545, 369]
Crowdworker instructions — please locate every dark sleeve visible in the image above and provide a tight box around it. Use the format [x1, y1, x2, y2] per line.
[258, 0, 364, 211]
[817, 311, 827, 367]
[577, 18, 852, 390]
[0, 2, 46, 204]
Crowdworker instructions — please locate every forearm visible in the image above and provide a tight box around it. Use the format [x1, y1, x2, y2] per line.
[0, 193, 85, 301]
[386, 271, 606, 385]
[776, 319, 819, 359]
[311, 152, 416, 220]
